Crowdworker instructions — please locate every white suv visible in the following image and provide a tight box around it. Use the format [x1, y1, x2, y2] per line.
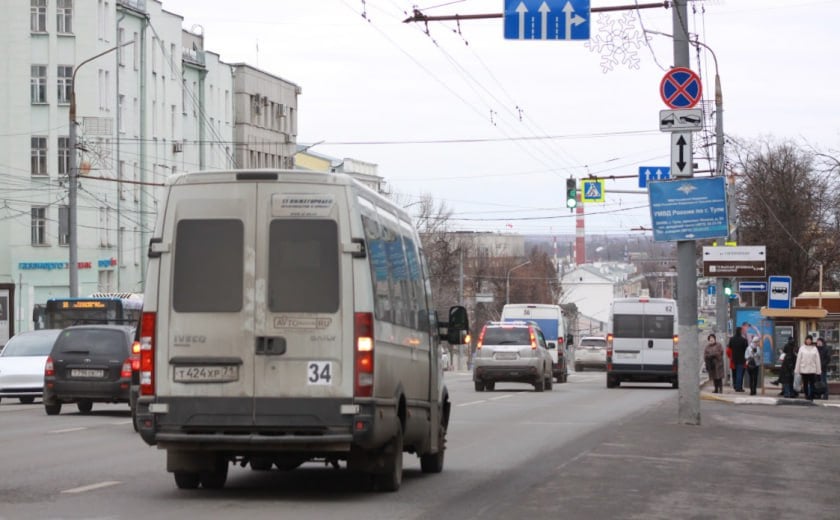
[472, 321, 553, 392]
[574, 336, 607, 371]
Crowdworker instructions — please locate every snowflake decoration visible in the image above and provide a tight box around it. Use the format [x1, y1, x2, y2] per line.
[584, 11, 649, 73]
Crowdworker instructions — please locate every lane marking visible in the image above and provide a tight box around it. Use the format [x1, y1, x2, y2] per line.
[62, 481, 122, 494]
[488, 394, 514, 401]
[456, 400, 486, 407]
[111, 420, 133, 426]
[49, 427, 87, 434]
[587, 453, 688, 464]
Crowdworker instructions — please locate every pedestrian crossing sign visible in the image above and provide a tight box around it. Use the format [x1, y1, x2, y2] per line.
[581, 179, 605, 203]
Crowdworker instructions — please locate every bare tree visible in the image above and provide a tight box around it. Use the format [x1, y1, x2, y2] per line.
[731, 138, 840, 295]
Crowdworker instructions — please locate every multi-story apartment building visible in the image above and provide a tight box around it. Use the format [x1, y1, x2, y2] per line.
[0, 0, 299, 338]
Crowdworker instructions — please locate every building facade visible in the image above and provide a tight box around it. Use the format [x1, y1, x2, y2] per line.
[0, 0, 299, 336]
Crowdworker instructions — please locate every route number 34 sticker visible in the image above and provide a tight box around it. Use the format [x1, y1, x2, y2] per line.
[307, 361, 333, 385]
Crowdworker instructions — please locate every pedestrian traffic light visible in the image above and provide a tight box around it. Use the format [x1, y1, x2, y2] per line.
[566, 178, 577, 209]
[723, 279, 732, 296]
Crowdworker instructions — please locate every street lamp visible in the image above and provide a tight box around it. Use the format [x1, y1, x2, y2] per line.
[68, 41, 134, 296]
[505, 260, 531, 305]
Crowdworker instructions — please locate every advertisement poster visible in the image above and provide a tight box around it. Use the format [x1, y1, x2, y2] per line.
[734, 307, 774, 365]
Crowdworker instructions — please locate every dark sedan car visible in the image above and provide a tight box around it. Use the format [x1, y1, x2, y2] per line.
[43, 325, 135, 415]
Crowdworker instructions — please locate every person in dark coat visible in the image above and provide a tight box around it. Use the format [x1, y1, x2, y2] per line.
[780, 337, 798, 398]
[727, 324, 748, 392]
[704, 334, 724, 393]
[815, 338, 831, 400]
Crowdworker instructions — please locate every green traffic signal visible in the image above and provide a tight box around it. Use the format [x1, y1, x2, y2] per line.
[566, 178, 577, 209]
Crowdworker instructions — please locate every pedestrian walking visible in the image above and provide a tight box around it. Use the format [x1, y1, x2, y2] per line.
[727, 325, 748, 392]
[815, 337, 831, 400]
[704, 334, 724, 393]
[745, 337, 762, 395]
[779, 337, 798, 398]
[795, 335, 822, 401]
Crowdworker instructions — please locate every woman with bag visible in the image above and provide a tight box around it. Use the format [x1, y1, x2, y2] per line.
[795, 335, 822, 401]
[745, 337, 762, 395]
[704, 334, 724, 393]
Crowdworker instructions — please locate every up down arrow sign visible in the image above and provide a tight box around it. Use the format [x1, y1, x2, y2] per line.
[671, 132, 693, 177]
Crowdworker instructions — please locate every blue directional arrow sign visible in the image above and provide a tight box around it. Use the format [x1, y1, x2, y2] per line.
[739, 281, 768, 293]
[648, 177, 728, 242]
[639, 166, 671, 188]
[504, 0, 590, 41]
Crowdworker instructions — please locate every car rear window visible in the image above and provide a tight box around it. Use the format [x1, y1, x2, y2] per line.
[482, 327, 531, 345]
[1, 332, 60, 357]
[173, 219, 244, 312]
[268, 219, 339, 313]
[580, 338, 606, 347]
[54, 329, 128, 357]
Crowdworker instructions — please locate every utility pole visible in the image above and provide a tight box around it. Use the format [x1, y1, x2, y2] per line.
[672, 0, 701, 425]
[68, 40, 134, 297]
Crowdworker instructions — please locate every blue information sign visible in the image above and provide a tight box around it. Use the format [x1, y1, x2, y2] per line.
[648, 177, 728, 242]
[639, 166, 671, 188]
[504, 0, 590, 40]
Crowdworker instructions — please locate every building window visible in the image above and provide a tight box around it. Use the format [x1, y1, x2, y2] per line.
[31, 65, 47, 103]
[57, 0, 73, 33]
[31, 0, 47, 32]
[58, 205, 69, 245]
[58, 136, 70, 176]
[118, 27, 125, 65]
[118, 160, 126, 200]
[133, 162, 139, 202]
[99, 206, 113, 247]
[31, 137, 47, 175]
[118, 94, 125, 132]
[31, 207, 47, 245]
[133, 32, 139, 70]
[57, 65, 72, 104]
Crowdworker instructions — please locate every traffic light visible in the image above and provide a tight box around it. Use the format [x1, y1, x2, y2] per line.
[723, 279, 732, 297]
[566, 178, 577, 209]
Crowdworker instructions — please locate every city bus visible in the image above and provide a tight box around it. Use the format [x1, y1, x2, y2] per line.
[41, 293, 143, 330]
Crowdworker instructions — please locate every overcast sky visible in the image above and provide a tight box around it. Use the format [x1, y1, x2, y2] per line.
[162, 0, 839, 236]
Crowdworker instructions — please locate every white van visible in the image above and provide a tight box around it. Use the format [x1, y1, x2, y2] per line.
[606, 297, 678, 388]
[135, 169, 469, 492]
[500, 304, 570, 383]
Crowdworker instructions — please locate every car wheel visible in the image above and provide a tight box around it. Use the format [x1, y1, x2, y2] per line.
[373, 422, 403, 492]
[420, 420, 446, 474]
[575, 364, 583, 372]
[77, 400, 93, 414]
[200, 456, 229, 489]
[45, 402, 62, 415]
[131, 406, 139, 432]
[534, 377, 545, 392]
[672, 379, 679, 389]
[485, 382, 495, 391]
[19, 396, 36, 404]
[607, 376, 619, 389]
[545, 374, 553, 390]
[474, 381, 485, 392]
[174, 471, 201, 490]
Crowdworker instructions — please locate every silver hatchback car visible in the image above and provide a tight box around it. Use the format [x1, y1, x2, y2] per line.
[574, 336, 607, 371]
[472, 321, 553, 392]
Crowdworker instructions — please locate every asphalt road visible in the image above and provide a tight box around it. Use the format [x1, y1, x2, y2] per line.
[1, 371, 837, 519]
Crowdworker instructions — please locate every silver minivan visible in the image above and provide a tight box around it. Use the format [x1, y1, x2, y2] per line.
[135, 170, 468, 491]
[606, 297, 679, 388]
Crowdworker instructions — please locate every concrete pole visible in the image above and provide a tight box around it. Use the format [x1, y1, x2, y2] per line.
[672, 0, 701, 425]
[68, 87, 79, 297]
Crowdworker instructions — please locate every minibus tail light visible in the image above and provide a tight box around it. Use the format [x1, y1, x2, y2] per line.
[354, 312, 374, 398]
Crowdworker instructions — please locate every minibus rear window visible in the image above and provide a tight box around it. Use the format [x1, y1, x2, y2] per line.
[173, 219, 244, 312]
[268, 219, 339, 313]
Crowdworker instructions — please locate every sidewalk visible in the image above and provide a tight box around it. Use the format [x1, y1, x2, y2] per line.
[701, 374, 840, 407]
